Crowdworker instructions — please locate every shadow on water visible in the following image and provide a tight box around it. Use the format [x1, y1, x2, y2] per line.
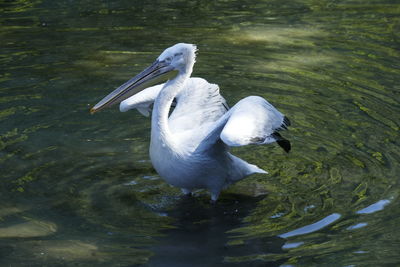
[149, 194, 287, 267]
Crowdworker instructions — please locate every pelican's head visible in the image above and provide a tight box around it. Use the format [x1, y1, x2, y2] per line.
[91, 43, 197, 113]
[157, 43, 197, 74]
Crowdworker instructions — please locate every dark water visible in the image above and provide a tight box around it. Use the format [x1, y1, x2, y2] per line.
[1, 0, 399, 266]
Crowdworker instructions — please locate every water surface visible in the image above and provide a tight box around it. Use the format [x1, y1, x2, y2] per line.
[1, 0, 400, 266]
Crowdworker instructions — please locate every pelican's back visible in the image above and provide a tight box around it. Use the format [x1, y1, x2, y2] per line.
[169, 78, 228, 145]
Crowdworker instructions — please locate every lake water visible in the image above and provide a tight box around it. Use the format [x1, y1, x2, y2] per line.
[1, 0, 399, 266]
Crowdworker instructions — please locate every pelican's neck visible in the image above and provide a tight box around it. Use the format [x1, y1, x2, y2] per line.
[151, 72, 189, 148]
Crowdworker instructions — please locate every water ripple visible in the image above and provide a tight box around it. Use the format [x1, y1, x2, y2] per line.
[279, 213, 342, 238]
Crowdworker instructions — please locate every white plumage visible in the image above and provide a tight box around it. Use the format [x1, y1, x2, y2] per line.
[92, 43, 291, 201]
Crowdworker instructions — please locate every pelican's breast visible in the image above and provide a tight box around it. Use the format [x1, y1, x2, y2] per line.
[149, 135, 227, 190]
[149, 136, 195, 188]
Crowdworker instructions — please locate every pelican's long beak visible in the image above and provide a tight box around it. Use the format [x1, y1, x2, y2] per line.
[90, 60, 177, 113]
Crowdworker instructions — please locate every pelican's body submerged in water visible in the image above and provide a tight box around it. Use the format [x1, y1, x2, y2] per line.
[91, 43, 291, 201]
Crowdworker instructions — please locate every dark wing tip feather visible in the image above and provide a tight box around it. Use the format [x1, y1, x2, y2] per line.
[272, 132, 291, 153]
[280, 116, 291, 130]
[277, 139, 291, 153]
[284, 116, 291, 126]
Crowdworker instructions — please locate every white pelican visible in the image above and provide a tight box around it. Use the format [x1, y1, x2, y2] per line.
[91, 43, 291, 202]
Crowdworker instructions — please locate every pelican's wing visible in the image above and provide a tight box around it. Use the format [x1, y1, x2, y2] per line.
[119, 83, 164, 116]
[197, 96, 291, 153]
[119, 77, 228, 126]
[168, 77, 228, 134]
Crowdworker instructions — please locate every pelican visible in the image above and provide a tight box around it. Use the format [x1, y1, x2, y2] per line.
[91, 43, 291, 202]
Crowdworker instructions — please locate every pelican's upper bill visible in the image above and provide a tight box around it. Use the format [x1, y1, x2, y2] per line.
[90, 43, 197, 113]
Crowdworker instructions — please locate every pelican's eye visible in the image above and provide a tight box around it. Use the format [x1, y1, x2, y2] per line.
[174, 52, 183, 57]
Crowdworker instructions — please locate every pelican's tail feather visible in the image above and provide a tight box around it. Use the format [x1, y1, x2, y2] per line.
[228, 154, 268, 182]
[248, 163, 268, 175]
